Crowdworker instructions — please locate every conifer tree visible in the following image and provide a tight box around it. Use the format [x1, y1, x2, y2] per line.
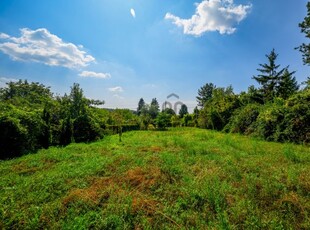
[253, 49, 285, 102]
[137, 98, 145, 115]
[196, 83, 216, 107]
[297, 2, 310, 65]
[276, 68, 299, 99]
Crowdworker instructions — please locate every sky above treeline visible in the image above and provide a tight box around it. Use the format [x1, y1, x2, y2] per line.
[0, 0, 308, 111]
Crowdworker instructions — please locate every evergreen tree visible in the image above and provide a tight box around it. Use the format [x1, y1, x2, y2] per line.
[276, 68, 299, 99]
[137, 98, 145, 115]
[297, 2, 310, 65]
[149, 98, 160, 119]
[193, 106, 199, 119]
[69, 83, 87, 118]
[302, 77, 310, 90]
[179, 104, 188, 118]
[253, 49, 286, 102]
[196, 83, 216, 107]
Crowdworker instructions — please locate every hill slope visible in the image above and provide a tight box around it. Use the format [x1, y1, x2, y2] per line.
[0, 128, 309, 229]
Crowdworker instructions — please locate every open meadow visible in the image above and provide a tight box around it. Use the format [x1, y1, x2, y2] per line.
[0, 128, 309, 229]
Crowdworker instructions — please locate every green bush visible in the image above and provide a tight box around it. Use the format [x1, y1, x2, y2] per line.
[0, 107, 45, 159]
[73, 114, 102, 143]
[281, 90, 310, 143]
[0, 116, 27, 159]
[156, 112, 171, 130]
[225, 104, 261, 134]
[252, 99, 287, 141]
[199, 88, 240, 130]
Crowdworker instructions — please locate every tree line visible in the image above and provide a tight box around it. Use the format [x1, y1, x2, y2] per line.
[0, 2, 309, 159]
[193, 2, 310, 144]
[195, 48, 309, 144]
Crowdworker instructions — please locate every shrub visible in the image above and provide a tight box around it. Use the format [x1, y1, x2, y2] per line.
[0, 107, 45, 159]
[156, 112, 171, 130]
[281, 90, 310, 143]
[0, 116, 27, 159]
[252, 99, 287, 141]
[73, 114, 102, 143]
[225, 104, 261, 134]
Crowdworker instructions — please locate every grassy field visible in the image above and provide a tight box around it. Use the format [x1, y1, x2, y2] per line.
[0, 128, 309, 229]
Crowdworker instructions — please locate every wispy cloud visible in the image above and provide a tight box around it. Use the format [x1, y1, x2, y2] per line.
[130, 8, 136, 18]
[165, 0, 251, 36]
[108, 86, 123, 92]
[0, 28, 95, 68]
[79, 71, 111, 79]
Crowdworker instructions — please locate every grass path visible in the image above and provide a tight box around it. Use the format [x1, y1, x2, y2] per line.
[0, 128, 309, 229]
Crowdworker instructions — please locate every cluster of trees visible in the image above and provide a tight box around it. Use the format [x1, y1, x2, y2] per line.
[1, 3, 309, 158]
[136, 98, 190, 130]
[0, 79, 195, 159]
[194, 3, 310, 144]
[196, 48, 309, 144]
[0, 81, 138, 159]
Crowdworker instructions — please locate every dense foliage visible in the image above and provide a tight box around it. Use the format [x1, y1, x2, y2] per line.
[1, 3, 309, 159]
[0, 81, 139, 159]
[195, 49, 309, 144]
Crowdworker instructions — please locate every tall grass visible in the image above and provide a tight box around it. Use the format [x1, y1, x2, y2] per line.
[0, 128, 309, 229]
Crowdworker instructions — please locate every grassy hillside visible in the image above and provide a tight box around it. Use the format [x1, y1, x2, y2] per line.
[0, 128, 309, 229]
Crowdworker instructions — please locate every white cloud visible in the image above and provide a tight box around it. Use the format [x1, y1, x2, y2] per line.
[108, 86, 123, 92]
[79, 71, 111, 79]
[0, 28, 95, 68]
[165, 0, 252, 36]
[130, 8, 136, 18]
[0, 33, 10, 39]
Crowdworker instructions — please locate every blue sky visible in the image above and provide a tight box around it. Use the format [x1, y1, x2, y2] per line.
[0, 0, 308, 111]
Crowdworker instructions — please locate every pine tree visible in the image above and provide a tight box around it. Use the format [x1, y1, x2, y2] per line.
[196, 83, 216, 107]
[137, 98, 145, 115]
[179, 104, 188, 118]
[193, 106, 199, 119]
[276, 68, 299, 99]
[253, 49, 286, 102]
[297, 2, 310, 65]
[69, 83, 87, 118]
[149, 98, 160, 119]
[302, 77, 310, 90]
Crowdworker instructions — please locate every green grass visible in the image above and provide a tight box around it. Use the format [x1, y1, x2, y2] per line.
[0, 128, 309, 229]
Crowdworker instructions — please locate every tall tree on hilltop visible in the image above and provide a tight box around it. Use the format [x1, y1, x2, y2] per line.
[297, 2, 310, 65]
[253, 49, 286, 102]
[276, 68, 299, 99]
[196, 83, 216, 107]
[137, 98, 145, 116]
